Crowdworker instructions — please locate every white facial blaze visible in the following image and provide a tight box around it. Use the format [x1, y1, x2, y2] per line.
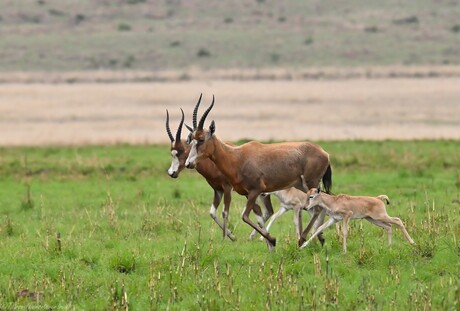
[185, 140, 198, 167]
[168, 150, 180, 175]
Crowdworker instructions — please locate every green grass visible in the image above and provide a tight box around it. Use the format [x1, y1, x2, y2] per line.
[0, 0, 460, 71]
[0, 141, 459, 309]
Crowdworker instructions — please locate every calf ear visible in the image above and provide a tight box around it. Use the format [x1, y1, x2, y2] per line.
[209, 120, 216, 137]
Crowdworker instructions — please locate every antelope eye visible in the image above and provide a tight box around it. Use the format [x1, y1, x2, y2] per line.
[309, 196, 314, 199]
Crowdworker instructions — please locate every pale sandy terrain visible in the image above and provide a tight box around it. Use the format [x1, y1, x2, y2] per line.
[0, 77, 459, 146]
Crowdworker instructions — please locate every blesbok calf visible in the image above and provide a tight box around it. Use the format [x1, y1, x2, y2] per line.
[166, 102, 273, 241]
[249, 188, 327, 242]
[185, 96, 332, 251]
[300, 187, 416, 253]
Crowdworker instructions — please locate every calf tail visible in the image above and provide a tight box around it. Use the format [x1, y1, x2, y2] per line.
[377, 195, 390, 205]
[322, 164, 332, 194]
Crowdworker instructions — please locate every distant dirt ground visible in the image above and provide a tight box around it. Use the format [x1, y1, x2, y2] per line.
[0, 77, 459, 146]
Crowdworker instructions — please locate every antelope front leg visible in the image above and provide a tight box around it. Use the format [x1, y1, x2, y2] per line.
[253, 205, 288, 241]
[210, 190, 236, 241]
[249, 195, 274, 240]
[293, 205, 302, 241]
[298, 209, 320, 247]
[222, 185, 234, 241]
[242, 192, 276, 252]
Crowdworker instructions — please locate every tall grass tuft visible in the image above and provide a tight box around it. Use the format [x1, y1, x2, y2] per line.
[20, 183, 34, 210]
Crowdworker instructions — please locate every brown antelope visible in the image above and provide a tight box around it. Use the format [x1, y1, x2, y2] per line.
[166, 98, 274, 241]
[185, 96, 332, 251]
[300, 187, 416, 253]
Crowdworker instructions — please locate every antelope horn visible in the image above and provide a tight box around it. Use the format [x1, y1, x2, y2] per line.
[198, 94, 215, 130]
[175, 108, 185, 143]
[165, 109, 174, 142]
[184, 123, 193, 133]
[192, 93, 203, 129]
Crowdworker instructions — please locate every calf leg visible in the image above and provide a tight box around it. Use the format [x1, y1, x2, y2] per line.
[366, 218, 392, 245]
[300, 217, 338, 249]
[313, 208, 327, 246]
[342, 215, 351, 254]
[375, 214, 415, 245]
[389, 216, 415, 245]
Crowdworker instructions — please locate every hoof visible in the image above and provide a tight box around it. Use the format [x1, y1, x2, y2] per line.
[266, 238, 276, 252]
[298, 237, 306, 248]
[318, 234, 325, 246]
[300, 241, 309, 249]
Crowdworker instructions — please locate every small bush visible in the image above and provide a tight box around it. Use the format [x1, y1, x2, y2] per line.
[270, 53, 280, 63]
[110, 254, 136, 274]
[197, 48, 211, 57]
[364, 26, 379, 33]
[122, 55, 136, 68]
[304, 37, 314, 45]
[126, 0, 146, 4]
[451, 24, 460, 33]
[393, 16, 419, 25]
[170, 40, 181, 47]
[74, 13, 85, 24]
[48, 9, 65, 16]
[118, 22, 132, 31]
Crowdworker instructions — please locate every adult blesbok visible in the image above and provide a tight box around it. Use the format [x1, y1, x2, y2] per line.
[166, 100, 274, 241]
[185, 96, 332, 251]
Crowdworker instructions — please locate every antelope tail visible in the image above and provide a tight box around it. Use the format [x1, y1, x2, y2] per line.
[377, 195, 390, 205]
[322, 164, 332, 194]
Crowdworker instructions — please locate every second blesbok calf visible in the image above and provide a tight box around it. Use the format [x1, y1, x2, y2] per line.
[300, 187, 416, 253]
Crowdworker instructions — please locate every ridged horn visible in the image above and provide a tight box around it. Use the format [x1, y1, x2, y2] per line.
[165, 109, 174, 142]
[192, 93, 203, 129]
[175, 108, 185, 143]
[184, 123, 193, 133]
[197, 95, 215, 130]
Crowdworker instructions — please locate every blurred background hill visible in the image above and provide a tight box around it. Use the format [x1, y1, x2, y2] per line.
[1, 0, 459, 73]
[1, 0, 459, 145]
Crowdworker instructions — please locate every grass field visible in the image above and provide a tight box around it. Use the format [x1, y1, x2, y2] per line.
[0, 141, 458, 309]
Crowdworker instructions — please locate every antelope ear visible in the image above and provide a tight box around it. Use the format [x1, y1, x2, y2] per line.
[209, 120, 216, 137]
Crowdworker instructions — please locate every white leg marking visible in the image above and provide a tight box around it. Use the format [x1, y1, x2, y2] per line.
[301, 217, 338, 249]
